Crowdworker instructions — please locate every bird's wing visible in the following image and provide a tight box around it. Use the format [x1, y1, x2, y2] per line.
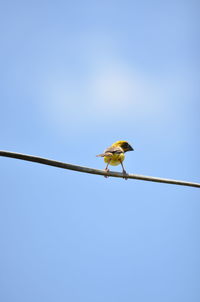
[105, 146, 124, 154]
[96, 146, 123, 157]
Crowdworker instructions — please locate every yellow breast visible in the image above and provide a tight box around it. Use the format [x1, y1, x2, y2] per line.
[104, 153, 125, 166]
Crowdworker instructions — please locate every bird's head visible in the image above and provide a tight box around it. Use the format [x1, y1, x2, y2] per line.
[112, 140, 134, 152]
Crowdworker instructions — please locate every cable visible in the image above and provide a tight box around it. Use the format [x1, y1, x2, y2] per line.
[0, 150, 199, 188]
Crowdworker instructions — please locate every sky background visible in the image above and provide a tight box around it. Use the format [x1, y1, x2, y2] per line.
[0, 0, 200, 301]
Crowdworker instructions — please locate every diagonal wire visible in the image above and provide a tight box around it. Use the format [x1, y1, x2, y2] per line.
[0, 150, 199, 188]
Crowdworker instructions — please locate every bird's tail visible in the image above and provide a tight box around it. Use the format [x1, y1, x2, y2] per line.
[96, 153, 105, 157]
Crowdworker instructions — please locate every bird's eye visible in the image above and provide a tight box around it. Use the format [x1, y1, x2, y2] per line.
[123, 142, 129, 148]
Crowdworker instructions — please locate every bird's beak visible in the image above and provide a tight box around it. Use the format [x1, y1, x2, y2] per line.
[128, 145, 134, 151]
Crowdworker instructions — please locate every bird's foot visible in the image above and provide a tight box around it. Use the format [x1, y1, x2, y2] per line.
[104, 168, 110, 178]
[122, 169, 128, 180]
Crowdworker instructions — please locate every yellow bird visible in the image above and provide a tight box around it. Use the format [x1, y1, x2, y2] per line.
[96, 140, 134, 178]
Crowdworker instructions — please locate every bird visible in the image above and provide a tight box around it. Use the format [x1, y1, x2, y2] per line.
[96, 140, 134, 178]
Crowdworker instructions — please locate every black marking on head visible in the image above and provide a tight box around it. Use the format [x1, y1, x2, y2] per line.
[121, 142, 134, 152]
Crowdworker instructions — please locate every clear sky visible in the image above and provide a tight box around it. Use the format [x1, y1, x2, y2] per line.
[0, 0, 200, 301]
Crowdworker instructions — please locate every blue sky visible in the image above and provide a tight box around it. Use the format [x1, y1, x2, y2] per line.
[0, 0, 200, 301]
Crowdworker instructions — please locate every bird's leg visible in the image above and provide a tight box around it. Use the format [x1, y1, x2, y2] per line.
[120, 161, 128, 180]
[104, 160, 111, 178]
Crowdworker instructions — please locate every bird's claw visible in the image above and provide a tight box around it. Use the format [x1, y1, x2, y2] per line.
[122, 170, 128, 180]
[104, 168, 110, 178]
